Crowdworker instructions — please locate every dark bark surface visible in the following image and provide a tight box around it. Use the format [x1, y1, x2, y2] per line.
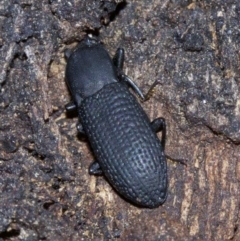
[0, 0, 240, 240]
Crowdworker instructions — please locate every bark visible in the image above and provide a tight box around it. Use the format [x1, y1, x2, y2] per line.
[0, 0, 239, 240]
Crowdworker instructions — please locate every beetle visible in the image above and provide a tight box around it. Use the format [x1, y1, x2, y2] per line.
[65, 36, 168, 208]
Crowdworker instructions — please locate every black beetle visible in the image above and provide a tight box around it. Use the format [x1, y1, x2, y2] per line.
[65, 37, 168, 208]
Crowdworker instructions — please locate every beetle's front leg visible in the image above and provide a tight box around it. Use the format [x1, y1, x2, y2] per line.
[113, 48, 161, 101]
[113, 48, 124, 70]
[143, 80, 161, 101]
[112, 48, 143, 98]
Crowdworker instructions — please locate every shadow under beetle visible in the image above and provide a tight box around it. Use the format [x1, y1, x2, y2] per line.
[65, 36, 168, 208]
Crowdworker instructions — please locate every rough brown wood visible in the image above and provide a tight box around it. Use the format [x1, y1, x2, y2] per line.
[0, 0, 240, 240]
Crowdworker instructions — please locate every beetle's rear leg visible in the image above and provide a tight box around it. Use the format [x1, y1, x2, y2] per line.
[151, 118, 166, 150]
[151, 118, 187, 165]
[89, 161, 103, 175]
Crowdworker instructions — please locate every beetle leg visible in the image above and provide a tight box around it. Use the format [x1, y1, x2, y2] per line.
[113, 48, 145, 99]
[113, 47, 156, 101]
[65, 101, 77, 112]
[89, 161, 103, 175]
[151, 118, 187, 166]
[151, 118, 166, 151]
[76, 123, 86, 136]
[143, 80, 161, 101]
[64, 48, 72, 59]
[120, 75, 162, 102]
[113, 48, 124, 70]
[165, 155, 187, 165]
[121, 75, 145, 100]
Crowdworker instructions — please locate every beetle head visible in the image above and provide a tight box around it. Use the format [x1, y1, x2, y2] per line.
[65, 36, 118, 106]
